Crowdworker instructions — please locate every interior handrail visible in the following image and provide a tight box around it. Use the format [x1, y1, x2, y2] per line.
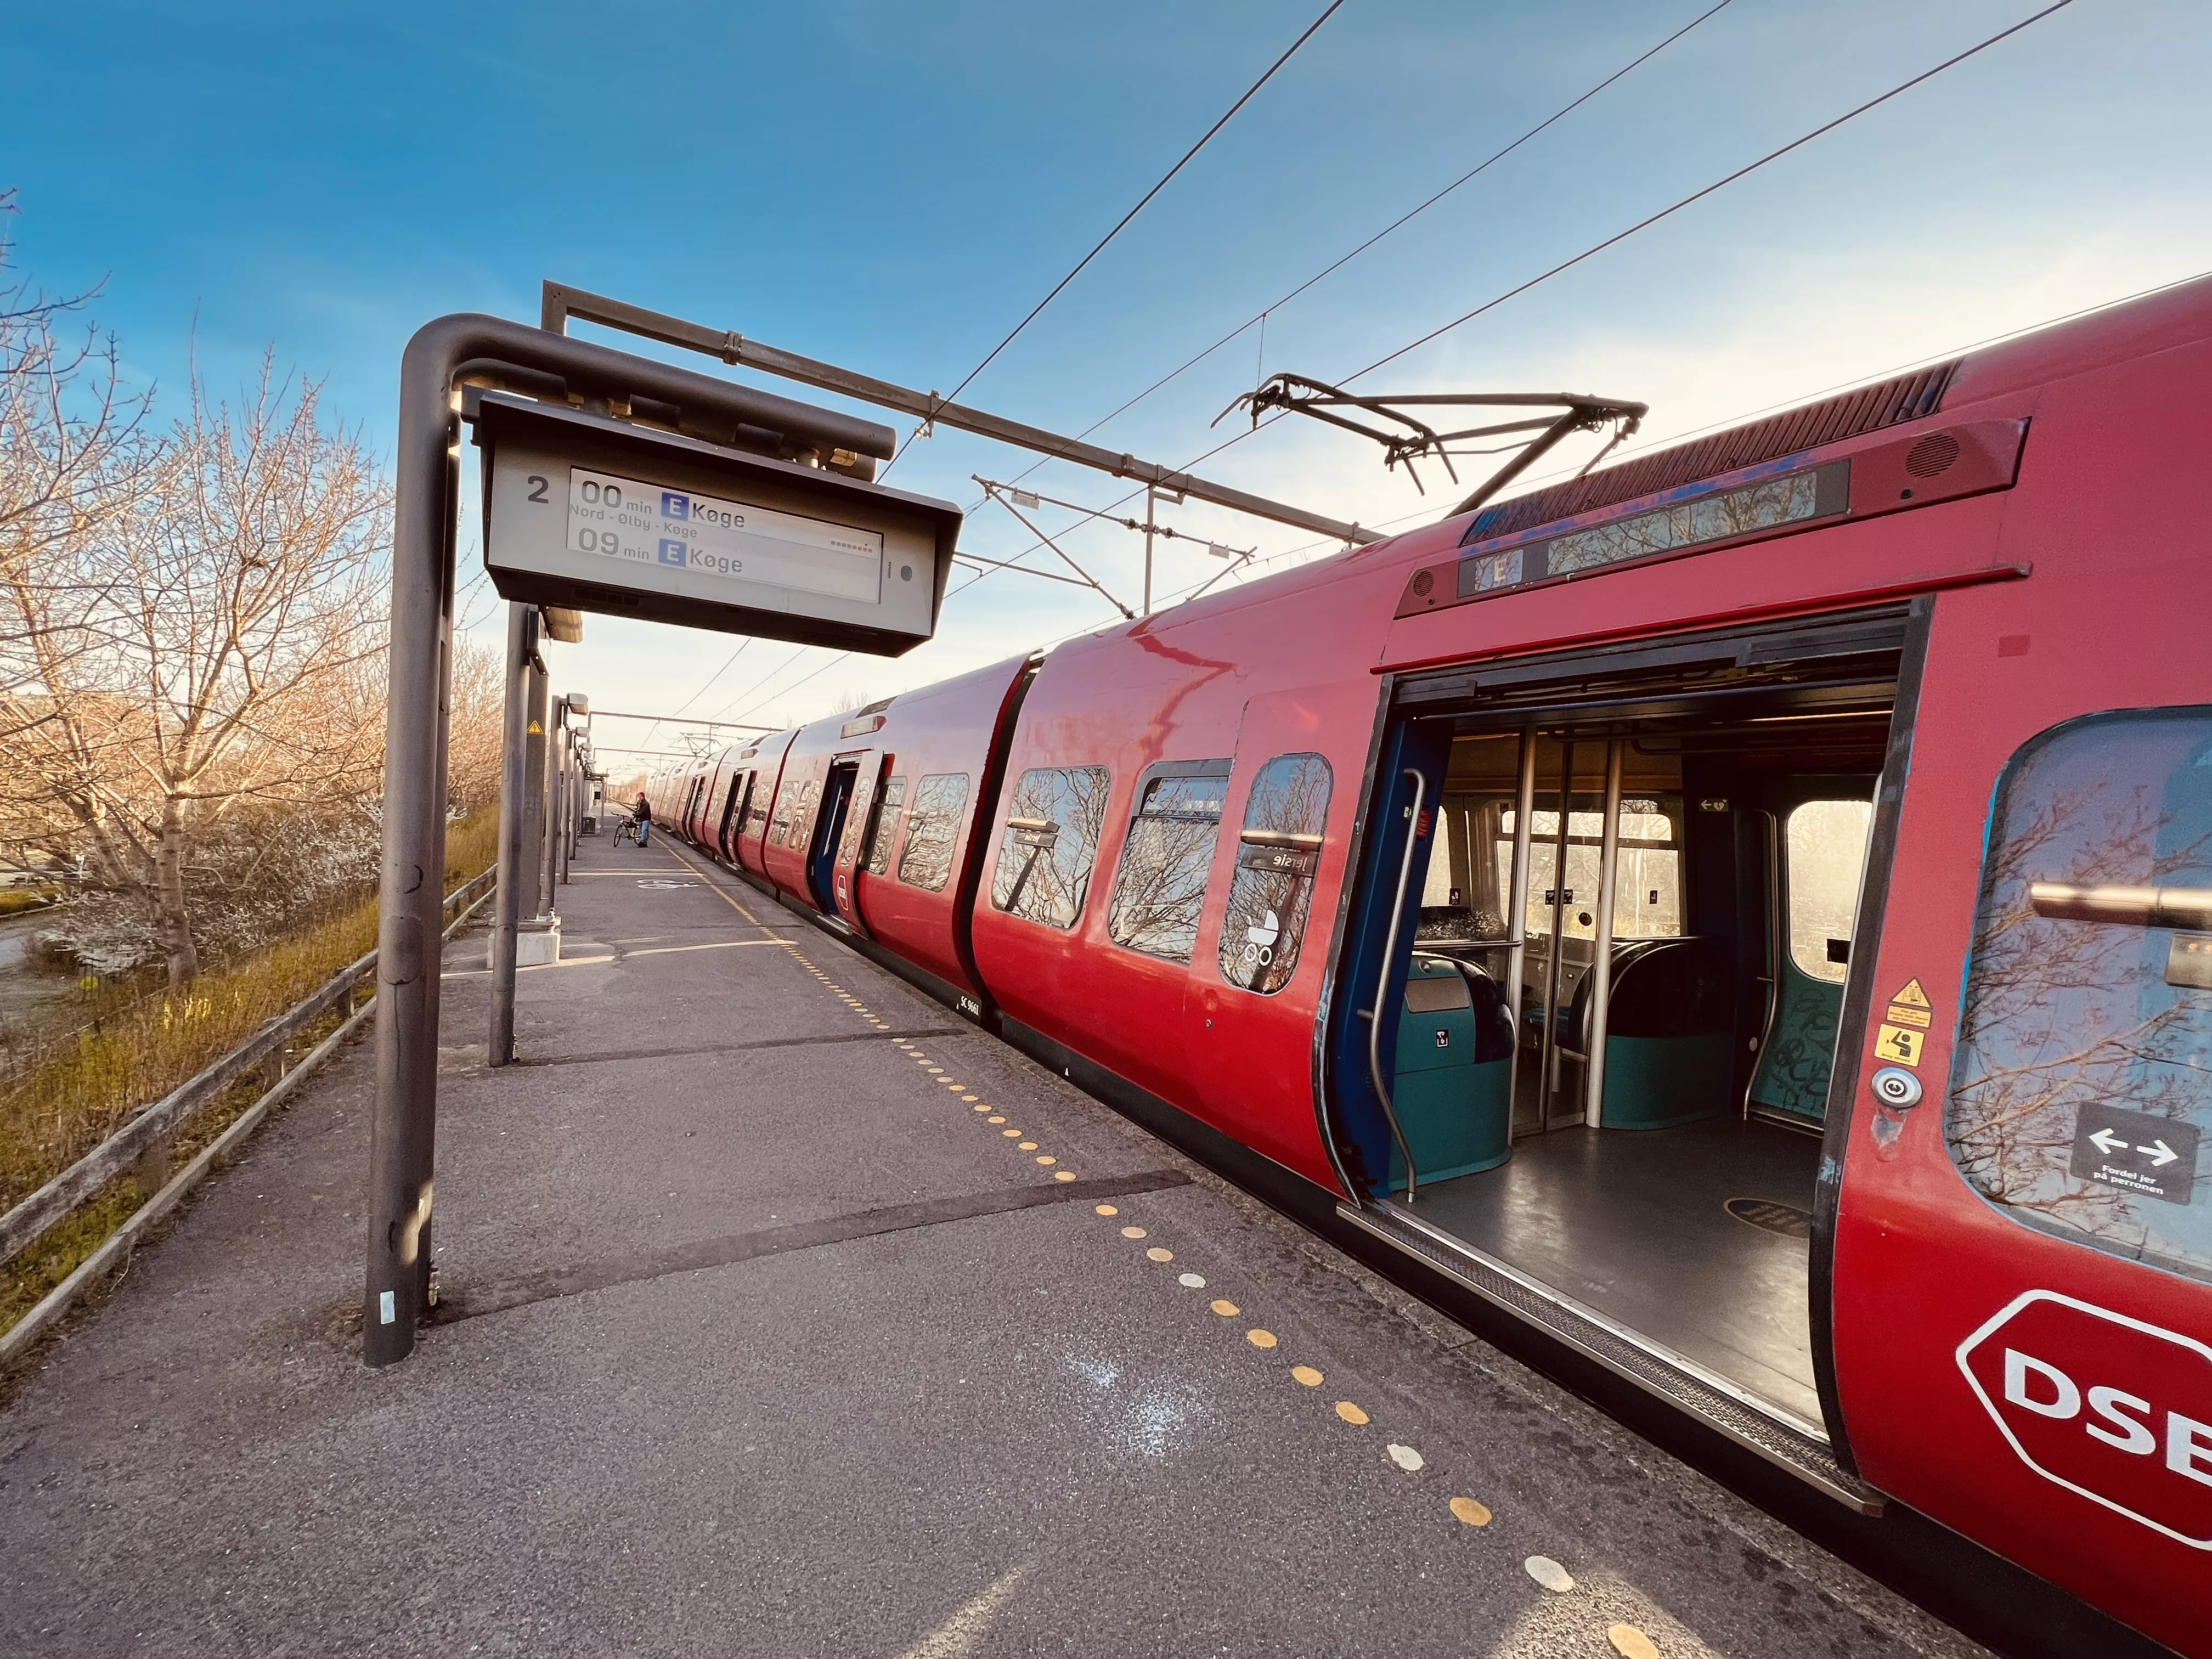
[2029, 881, 2212, 931]
[1364, 768, 1428, 1204]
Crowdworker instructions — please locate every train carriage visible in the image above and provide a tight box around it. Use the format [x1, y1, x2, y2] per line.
[651, 277, 2212, 1655]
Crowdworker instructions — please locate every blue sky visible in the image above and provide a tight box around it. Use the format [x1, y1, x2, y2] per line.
[5, 1, 2206, 776]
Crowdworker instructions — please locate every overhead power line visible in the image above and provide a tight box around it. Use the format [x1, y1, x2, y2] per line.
[992, 0, 1735, 484]
[947, 3, 1734, 598]
[670, 637, 753, 718]
[724, 652, 853, 729]
[708, 645, 815, 724]
[1347, 0, 2075, 382]
[884, 0, 1344, 474]
[973, 0, 2077, 562]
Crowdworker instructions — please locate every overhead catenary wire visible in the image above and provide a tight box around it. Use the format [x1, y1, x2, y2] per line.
[955, 0, 2078, 595]
[984, 0, 1736, 496]
[722, 651, 853, 730]
[1449, 262, 2212, 503]
[669, 637, 754, 718]
[1345, 0, 2075, 383]
[882, 0, 1345, 476]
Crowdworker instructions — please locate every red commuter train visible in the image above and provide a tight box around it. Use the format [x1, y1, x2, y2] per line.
[649, 280, 2212, 1655]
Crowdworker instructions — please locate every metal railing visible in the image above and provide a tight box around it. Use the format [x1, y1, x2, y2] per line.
[0, 866, 497, 1363]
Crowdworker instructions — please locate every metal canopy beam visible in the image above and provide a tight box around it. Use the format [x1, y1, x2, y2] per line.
[540, 282, 1382, 549]
[585, 709, 780, 732]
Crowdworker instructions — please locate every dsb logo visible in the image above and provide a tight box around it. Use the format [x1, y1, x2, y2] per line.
[1957, 1289, 2212, 1548]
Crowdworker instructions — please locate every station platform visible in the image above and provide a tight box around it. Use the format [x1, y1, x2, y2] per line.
[0, 835, 1988, 1658]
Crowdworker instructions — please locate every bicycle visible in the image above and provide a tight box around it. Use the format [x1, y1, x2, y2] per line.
[613, 812, 640, 847]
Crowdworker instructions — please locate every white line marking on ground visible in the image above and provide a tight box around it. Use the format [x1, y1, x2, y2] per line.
[895, 1564, 1029, 1658]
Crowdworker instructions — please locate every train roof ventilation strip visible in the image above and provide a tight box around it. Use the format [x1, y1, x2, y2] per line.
[1460, 359, 1961, 545]
[1217, 374, 1648, 516]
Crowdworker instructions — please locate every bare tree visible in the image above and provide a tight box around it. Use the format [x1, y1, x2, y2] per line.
[445, 636, 506, 817]
[0, 357, 391, 986]
[0, 196, 160, 874]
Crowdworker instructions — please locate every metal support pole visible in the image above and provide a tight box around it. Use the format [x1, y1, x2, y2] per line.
[538, 680, 559, 918]
[558, 731, 574, 885]
[488, 603, 531, 1071]
[1503, 729, 1537, 1130]
[1538, 741, 1576, 1127]
[1584, 741, 1626, 1128]
[1143, 487, 1156, 617]
[523, 662, 550, 918]
[365, 309, 919, 1367]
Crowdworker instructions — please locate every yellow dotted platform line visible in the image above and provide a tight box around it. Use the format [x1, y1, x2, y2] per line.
[772, 930, 1654, 1647]
[1085, 1202, 1538, 1554]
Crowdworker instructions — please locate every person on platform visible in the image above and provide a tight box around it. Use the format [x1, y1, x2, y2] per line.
[634, 792, 652, 848]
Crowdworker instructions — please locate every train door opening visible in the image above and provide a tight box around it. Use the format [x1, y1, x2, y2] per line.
[1334, 613, 1906, 1435]
[716, 769, 752, 864]
[828, 754, 886, 929]
[809, 762, 860, 912]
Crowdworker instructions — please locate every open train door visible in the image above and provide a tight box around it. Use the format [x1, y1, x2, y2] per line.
[1188, 687, 1357, 1173]
[823, 748, 889, 934]
[1829, 684, 2212, 1654]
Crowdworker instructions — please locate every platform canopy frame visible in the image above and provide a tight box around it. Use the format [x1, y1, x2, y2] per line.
[364, 290, 1384, 1365]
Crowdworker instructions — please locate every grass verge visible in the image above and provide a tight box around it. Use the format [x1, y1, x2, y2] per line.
[0, 812, 498, 1340]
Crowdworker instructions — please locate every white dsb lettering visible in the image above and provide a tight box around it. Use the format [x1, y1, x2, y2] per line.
[2004, 1347, 2212, 1486]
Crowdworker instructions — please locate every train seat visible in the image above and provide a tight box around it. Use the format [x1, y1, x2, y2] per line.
[1561, 936, 1733, 1130]
[1387, 953, 1516, 1189]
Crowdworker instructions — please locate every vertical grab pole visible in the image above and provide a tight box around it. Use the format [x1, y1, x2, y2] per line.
[488, 603, 530, 1069]
[1537, 740, 1576, 1123]
[1503, 729, 1537, 1128]
[1584, 741, 1627, 1127]
[1365, 768, 1429, 1204]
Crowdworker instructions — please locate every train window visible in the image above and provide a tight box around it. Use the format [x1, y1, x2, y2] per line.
[768, 780, 800, 847]
[1108, 760, 1231, 962]
[834, 771, 873, 871]
[1219, 753, 1331, 994]
[1496, 797, 1683, 939]
[896, 773, 970, 892]
[792, 781, 819, 848]
[747, 781, 771, 836]
[1946, 707, 2212, 1284]
[991, 766, 1111, 929]
[1786, 799, 1873, 983]
[862, 776, 906, 875]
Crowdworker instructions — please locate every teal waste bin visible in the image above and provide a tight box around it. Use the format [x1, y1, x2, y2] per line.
[1387, 955, 1513, 1190]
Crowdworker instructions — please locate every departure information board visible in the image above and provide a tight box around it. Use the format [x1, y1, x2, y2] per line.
[564, 468, 883, 604]
[470, 391, 959, 654]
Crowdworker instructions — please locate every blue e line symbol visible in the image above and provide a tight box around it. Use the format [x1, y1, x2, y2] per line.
[661, 491, 689, 519]
[657, 539, 687, 566]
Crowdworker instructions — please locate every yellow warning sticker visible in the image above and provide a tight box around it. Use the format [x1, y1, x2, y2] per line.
[1876, 1025, 1925, 1068]
[527, 720, 544, 735]
[1890, 977, 1931, 1009]
[1884, 1003, 1932, 1029]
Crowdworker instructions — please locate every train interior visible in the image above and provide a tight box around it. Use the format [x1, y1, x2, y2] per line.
[1371, 670, 1893, 1431]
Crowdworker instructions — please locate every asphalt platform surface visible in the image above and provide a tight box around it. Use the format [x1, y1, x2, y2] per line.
[0, 835, 1995, 1658]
